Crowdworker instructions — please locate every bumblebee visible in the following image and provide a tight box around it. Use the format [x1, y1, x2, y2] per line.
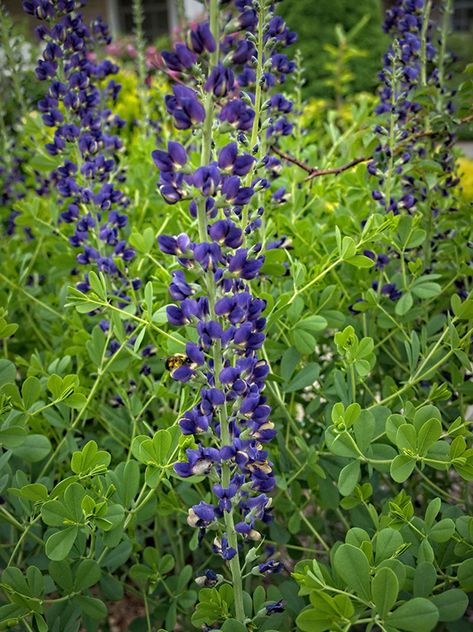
[165, 354, 191, 373]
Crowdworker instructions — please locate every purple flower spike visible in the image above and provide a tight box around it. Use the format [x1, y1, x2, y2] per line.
[152, 0, 296, 583]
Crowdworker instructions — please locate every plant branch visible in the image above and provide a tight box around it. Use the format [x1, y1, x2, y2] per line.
[271, 113, 473, 180]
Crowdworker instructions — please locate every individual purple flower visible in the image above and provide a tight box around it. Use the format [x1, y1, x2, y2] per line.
[258, 560, 283, 575]
[162, 43, 197, 72]
[189, 21, 216, 54]
[212, 535, 237, 560]
[152, 141, 188, 172]
[174, 446, 220, 478]
[205, 64, 235, 98]
[265, 601, 285, 615]
[165, 85, 205, 129]
[187, 501, 216, 528]
[209, 220, 243, 248]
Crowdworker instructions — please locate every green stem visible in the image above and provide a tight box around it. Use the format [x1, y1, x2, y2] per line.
[193, 0, 245, 621]
[383, 49, 398, 210]
[132, 0, 151, 129]
[8, 516, 42, 565]
[371, 321, 472, 409]
[437, 0, 453, 107]
[242, 0, 265, 229]
[420, 1, 432, 88]
[37, 329, 125, 478]
[349, 364, 356, 404]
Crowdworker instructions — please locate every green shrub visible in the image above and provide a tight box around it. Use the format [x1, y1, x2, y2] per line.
[279, 0, 388, 98]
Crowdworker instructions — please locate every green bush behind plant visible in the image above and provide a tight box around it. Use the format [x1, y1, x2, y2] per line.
[279, 0, 388, 98]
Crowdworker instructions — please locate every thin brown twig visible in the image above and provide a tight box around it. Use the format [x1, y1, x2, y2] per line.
[270, 144, 313, 173]
[271, 112, 473, 182]
[304, 156, 371, 181]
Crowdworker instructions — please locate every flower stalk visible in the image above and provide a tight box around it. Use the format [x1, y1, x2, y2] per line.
[154, 0, 297, 623]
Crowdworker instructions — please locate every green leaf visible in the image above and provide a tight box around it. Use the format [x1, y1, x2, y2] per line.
[48, 561, 73, 593]
[417, 419, 442, 455]
[41, 498, 72, 527]
[390, 455, 416, 483]
[296, 609, 335, 632]
[293, 328, 315, 355]
[152, 429, 173, 465]
[338, 461, 360, 496]
[333, 543, 371, 600]
[280, 347, 300, 381]
[387, 598, 438, 631]
[45, 526, 78, 561]
[75, 560, 101, 591]
[429, 518, 455, 543]
[297, 315, 328, 333]
[340, 236, 356, 258]
[0, 426, 27, 449]
[395, 292, 413, 316]
[372, 567, 399, 617]
[375, 528, 403, 562]
[353, 410, 375, 452]
[344, 403, 361, 427]
[346, 254, 375, 268]
[88, 271, 107, 300]
[430, 589, 468, 622]
[71, 440, 111, 475]
[325, 428, 360, 458]
[413, 562, 437, 598]
[285, 362, 320, 392]
[11, 434, 51, 462]
[63, 483, 86, 522]
[0, 359, 16, 386]
[18, 483, 48, 502]
[63, 393, 87, 409]
[74, 596, 107, 620]
[457, 558, 473, 591]
[34, 614, 48, 632]
[21, 376, 41, 409]
[120, 460, 140, 507]
[133, 327, 146, 353]
[411, 280, 441, 299]
[405, 228, 426, 248]
[396, 424, 417, 452]
[424, 498, 441, 529]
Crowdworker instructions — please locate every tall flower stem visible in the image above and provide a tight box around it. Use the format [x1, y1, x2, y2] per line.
[242, 0, 265, 229]
[383, 49, 399, 220]
[420, 0, 432, 88]
[132, 0, 151, 130]
[437, 0, 453, 109]
[249, 1, 265, 151]
[196, 0, 245, 621]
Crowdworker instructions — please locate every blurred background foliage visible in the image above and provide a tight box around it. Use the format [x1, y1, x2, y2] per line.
[279, 0, 388, 98]
[3, 0, 473, 106]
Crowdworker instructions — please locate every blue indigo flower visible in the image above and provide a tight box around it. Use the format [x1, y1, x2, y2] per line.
[265, 601, 285, 615]
[195, 569, 219, 588]
[258, 559, 283, 574]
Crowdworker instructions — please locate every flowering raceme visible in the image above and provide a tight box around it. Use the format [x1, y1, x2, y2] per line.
[356, 0, 461, 312]
[23, 0, 136, 292]
[154, 0, 296, 620]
